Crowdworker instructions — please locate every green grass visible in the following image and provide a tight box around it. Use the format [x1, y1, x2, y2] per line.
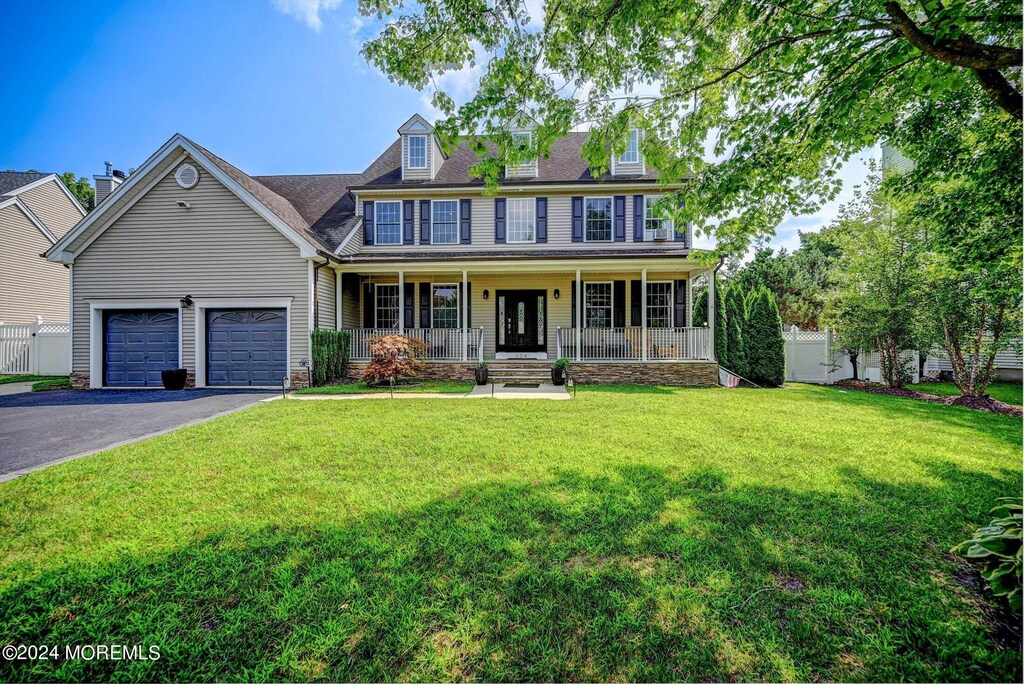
[295, 380, 474, 395]
[30, 377, 71, 392]
[0, 375, 55, 385]
[911, 381, 1023, 406]
[0, 385, 1020, 682]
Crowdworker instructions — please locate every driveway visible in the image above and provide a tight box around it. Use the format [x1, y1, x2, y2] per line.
[0, 389, 274, 481]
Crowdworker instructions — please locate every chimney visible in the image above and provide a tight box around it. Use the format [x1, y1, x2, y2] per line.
[93, 161, 125, 205]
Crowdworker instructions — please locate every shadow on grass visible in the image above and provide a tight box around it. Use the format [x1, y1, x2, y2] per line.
[1, 465, 1020, 682]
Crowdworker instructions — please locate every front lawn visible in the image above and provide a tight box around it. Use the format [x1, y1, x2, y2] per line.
[911, 381, 1022, 406]
[0, 375, 56, 385]
[295, 380, 474, 395]
[0, 385, 1020, 682]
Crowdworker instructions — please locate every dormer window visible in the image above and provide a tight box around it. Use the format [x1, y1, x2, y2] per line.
[512, 131, 533, 161]
[408, 135, 427, 169]
[618, 129, 640, 164]
[506, 130, 538, 178]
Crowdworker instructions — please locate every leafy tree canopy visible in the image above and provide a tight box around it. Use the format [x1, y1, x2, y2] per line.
[360, 0, 1022, 256]
[59, 172, 95, 212]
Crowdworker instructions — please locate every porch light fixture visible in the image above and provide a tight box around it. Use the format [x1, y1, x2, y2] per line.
[553, 289, 560, 299]
[179, 294, 193, 309]
[483, 289, 489, 300]
[176, 200, 192, 209]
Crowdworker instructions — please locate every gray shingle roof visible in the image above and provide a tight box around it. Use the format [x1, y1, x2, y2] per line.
[0, 171, 53, 195]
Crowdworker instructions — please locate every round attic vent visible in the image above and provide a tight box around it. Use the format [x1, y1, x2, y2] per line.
[175, 163, 199, 189]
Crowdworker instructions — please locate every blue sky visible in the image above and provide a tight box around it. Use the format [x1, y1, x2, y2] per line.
[0, 0, 870, 253]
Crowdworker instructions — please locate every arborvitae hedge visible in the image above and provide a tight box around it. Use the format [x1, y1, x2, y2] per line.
[692, 288, 708, 327]
[744, 287, 785, 386]
[724, 285, 747, 377]
[713, 281, 728, 368]
[310, 329, 351, 386]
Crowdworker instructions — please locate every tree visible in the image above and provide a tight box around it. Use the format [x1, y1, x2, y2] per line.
[713, 280, 728, 367]
[744, 287, 786, 386]
[59, 172, 94, 211]
[362, 334, 429, 384]
[724, 286, 748, 377]
[692, 287, 708, 327]
[360, 0, 1022, 257]
[823, 171, 929, 388]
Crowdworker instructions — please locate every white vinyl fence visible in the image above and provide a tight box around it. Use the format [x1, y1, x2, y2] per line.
[0, 317, 70, 376]
[784, 327, 919, 385]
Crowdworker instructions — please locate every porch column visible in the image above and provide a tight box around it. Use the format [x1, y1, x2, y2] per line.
[707, 271, 716, 361]
[641, 269, 648, 362]
[462, 270, 468, 361]
[575, 269, 582, 361]
[398, 271, 405, 333]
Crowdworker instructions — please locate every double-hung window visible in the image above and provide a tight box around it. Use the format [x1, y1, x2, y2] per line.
[432, 284, 459, 329]
[506, 198, 536, 243]
[618, 129, 640, 164]
[644, 196, 674, 240]
[408, 135, 427, 169]
[585, 282, 613, 329]
[375, 201, 402, 245]
[432, 200, 459, 244]
[585, 198, 612, 242]
[647, 282, 673, 328]
[375, 284, 400, 328]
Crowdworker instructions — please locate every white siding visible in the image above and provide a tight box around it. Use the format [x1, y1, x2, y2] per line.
[0, 204, 70, 323]
[71, 161, 310, 373]
[316, 267, 336, 329]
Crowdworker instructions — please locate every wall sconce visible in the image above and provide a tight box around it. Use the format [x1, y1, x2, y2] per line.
[179, 294, 193, 309]
[176, 200, 192, 209]
[553, 289, 560, 299]
[483, 289, 489, 300]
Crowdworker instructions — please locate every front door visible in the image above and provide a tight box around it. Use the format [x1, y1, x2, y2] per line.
[496, 290, 546, 354]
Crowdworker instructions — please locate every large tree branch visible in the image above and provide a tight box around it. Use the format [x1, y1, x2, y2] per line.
[975, 68, 1024, 119]
[885, 2, 1022, 69]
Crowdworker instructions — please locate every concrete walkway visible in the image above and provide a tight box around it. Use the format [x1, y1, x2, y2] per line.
[0, 382, 33, 397]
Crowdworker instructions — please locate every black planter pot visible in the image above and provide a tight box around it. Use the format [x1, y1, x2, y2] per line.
[474, 367, 488, 386]
[551, 368, 566, 386]
[161, 368, 188, 391]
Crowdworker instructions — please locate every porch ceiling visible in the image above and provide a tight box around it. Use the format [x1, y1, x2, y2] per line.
[337, 256, 710, 275]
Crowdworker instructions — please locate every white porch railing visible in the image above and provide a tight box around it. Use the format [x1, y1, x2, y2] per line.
[345, 328, 483, 362]
[557, 326, 710, 361]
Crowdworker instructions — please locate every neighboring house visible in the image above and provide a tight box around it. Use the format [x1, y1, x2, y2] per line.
[46, 114, 719, 389]
[1, 172, 86, 323]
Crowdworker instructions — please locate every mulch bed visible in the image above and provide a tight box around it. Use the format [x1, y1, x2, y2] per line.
[834, 380, 1023, 418]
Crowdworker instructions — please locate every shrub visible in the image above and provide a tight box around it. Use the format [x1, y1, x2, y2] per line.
[952, 498, 1022, 613]
[362, 334, 429, 385]
[310, 330, 351, 387]
[744, 287, 785, 386]
[552, 357, 571, 371]
[692, 288, 708, 327]
[724, 286, 747, 377]
[713, 281, 728, 368]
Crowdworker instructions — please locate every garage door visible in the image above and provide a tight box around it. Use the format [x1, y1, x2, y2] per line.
[207, 309, 287, 387]
[104, 311, 179, 387]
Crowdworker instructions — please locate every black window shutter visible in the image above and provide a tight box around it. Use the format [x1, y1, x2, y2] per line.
[614, 196, 626, 242]
[571, 280, 577, 327]
[674, 280, 687, 327]
[419, 282, 431, 327]
[404, 282, 415, 328]
[613, 281, 626, 327]
[633, 195, 644, 241]
[363, 201, 374, 245]
[494, 198, 506, 243]
[630, 279, 642, 325]
[420, 200, 431, 244]
[571, 196, 583, 242]
[362, 282, 375, 327]
[460, 199, 472, 244]
[675, 198, 686, 242]
[403, 200, 414, 245]
[536, 197, 547, 243]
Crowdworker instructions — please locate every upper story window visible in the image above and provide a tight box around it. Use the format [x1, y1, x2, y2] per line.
[507, 198, 536, 243]
[432, 284, 459, 329]
[375, 201, 402, 245]
[585, 197, 612, 242]
[647, 282, 673, 328]
[432, 200, 459, 244]
[408, 135, 428, 169]
[644, 196, 674, 240]
[375, 284, 400, 328]
[618, 129, 640, 164]
[585, 282, 613, 329]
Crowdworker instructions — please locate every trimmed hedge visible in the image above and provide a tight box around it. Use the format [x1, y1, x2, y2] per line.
[713, 281, 728, 368]
[310, 330, 351, 387]
[692, 288, 708, 327]
[724, 285, 747, 377]
[744, 287, 785, 386]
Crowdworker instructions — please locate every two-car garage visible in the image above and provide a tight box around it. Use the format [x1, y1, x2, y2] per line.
[103, 308, 287, 388]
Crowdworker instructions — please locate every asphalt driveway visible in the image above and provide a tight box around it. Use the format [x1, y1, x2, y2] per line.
[0, 389, 274, 481]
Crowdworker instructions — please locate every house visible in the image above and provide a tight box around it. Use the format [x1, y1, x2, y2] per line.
[1, 172, 86, 324]
[45, 114, 719, 389]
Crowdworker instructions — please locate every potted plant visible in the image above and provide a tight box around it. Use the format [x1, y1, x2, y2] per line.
[474, 363, 489, 386]
[551, 358, 570, 386]
[161, 368, 188, 390]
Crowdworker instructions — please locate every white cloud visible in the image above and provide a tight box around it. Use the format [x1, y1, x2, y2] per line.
[272, 0, 341, 32]
[523, 0, 545, 30]
[420, 42, 485, 120]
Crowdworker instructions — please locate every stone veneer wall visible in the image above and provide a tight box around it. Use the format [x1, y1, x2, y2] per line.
[346, 362, 718, 387]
